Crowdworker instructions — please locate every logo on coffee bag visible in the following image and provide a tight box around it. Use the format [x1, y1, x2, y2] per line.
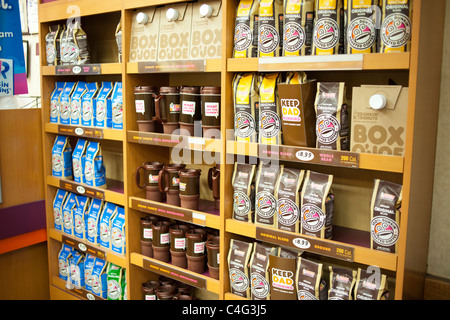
[313, 18, 339, 50]
[301, 203, 326, 232]
[381, 13, 411, 48]
[234, 191, 252, 217]
[283, 22, 306, 53]
[251, 273, 270, 299]
[370, 217, 399, 247]
[316, 114, 340, 145]
[277, 199, 300, 226]
[230, 268, 250, 292]
[256, 191, 277, 219]
[347, 17, 376, 51]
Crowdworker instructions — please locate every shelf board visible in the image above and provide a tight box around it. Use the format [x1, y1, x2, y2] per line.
[39, 0, 122, 22]
[129, 196, 220, 229]
[127, 59, 221, 74]
[45, 123, 124, 141]
[227, 53, 410, 72]
[224, 292, 249, 300]
[127, 130, 222, 152]
[225, 219, 398, 271]
[130, 252, 220, 294]
[227, 141, 404, 173]
[42, 63, 122, 76]
[47, 175, 125, 206]
[48, 228, 127, 269]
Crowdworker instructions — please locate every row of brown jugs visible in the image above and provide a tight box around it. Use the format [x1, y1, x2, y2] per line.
[136, 162, 220, 211]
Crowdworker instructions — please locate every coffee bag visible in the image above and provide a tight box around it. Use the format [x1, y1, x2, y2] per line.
[276, 167, 305, 233]
[52, 135, 73, 179]
[285, 71, 308, 84]
[228, 239, 253, 298]
[70, 21, 91, 65]
[269, 250, 297, 300]
[72, 139, 88, 184]
[300, 170, 334, 239]
[354, 268, 389, 300]
[53, 189, 69, 231]
[111, 82, 123, 129]
[46, 25, 61, 66]
[58, 244, 73, 281]
[99, 202, 118, 250]
[232, 163, 257, 223]
[70, 81, 88, 126]
[50, 82, 65, 123]
[68, 249, 85, 288]
[255, 161, 283, 227]
[295, 257, 327, 300]
[115, 20, 122, 63]
[81, 82, 99, 127]
[73, 195, 90, 240]
[379, 0, 412, 53]
[59, 25, 69, 65]
[95, 82, 114, 128]
[84, 141, 107, 188]
[59, 82, 77, 125]
[233, 73, 260, 143]
[62, 192, 78, 235]
[370, 179, 402, 253]
[84, 254, 96, 293]
[345, 0, 379, 54]
[249, 243, 278, 300]
[107, 263, 124, 300]
[328, 266, 357, 300]
[314, 82, 349, 151]
[86, 198, 104, 244]
[91, 257, 108, 299]
[312, 0, 344, 55]
[233, 0, 260, 58]
[111, 206, 126, 255]
[258, 0, 284, 57]
[258, 72, 282, 145]
[283, 0, 315, 56]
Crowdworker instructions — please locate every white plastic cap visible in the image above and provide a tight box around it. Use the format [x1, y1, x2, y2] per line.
[369, 94, 387, 110]
[166, 8, 180, 21]
[200, 4, 213, 17]
[136, 12, 149, 24]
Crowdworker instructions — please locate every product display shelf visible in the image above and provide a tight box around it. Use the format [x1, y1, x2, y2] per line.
[42, 63, 123, 76]
[45, 123, 124, 142]
[51, 276, 105, 300]
[38, 0, 122, 22]
[127, 59, 222, 74]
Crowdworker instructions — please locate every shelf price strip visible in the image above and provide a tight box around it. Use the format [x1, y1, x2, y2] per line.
[58, 125, 104, 139]
[59, 180, 105, 201]
[55, 64, 102, 75]
[255, 227, 354, 262]
[62, 235, 107, 260]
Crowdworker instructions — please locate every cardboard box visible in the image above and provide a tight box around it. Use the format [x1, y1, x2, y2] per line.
[278, 81, 317, 147]
[350, 85, 409, 156]
[130, 7, 161, 62]
[158, 2, 193, 61]
[190, 0, 222, 60]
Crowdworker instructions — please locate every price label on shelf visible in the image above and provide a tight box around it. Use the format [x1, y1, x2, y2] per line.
[58, 125, 103, 139]
[55, 64, 102, 75]
[59, 180, 105, 200]
[62, 235, 107, 260]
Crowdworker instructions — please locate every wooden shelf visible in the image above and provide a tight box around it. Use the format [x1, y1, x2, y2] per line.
[42, 63, 122, 76]
[227, 53, 410, 72]
[225, 219, 398, 272]
[224, 292, 248, 300]
[45, 123, 124, 141]
[127, 59, 222, 74]
[130, 252, 220, 294]
[129, 196, 220, 230]
[46, 175, 125, 206]
[227, 141, 404, 173]
[51, 276, 106, 300]
[39, 0, 122, 22]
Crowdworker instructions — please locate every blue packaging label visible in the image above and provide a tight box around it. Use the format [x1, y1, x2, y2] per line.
[59, 82, 76, 124]
[81, 82, 99, 127]
[95, 82, 113, 128]
[70, 82, 88, 125]
[99, 202, 118, 249]
[72, 139, 88, 183]
[52, 135, 73, 179]
[50, 82, 65, 123]
[53, 189, 68, 231]
[86, 198, 103, 244]
[111, 206, 126, 255]
[111, 82, 123, 129]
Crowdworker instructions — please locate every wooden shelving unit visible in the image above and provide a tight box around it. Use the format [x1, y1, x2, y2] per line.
[38, 0, 445, 300]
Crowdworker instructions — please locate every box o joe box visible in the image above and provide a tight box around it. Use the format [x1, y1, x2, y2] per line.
[158, 2, 193, 61]
[190, 0, 222, 60]
[130, 6, 162, 62]
[351, 85, 408, 156]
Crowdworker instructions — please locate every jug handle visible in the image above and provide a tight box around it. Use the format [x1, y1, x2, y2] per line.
[135, 166, 146, 189]
[158, 168, 170, 193]
[153, 93, 163, 122]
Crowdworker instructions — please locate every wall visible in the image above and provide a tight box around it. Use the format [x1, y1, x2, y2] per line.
[427, 0, 450, 280]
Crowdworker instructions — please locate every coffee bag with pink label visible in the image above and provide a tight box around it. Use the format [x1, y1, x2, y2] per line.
[72, 139, 88, 184]
[50, 82, 65, 123]
[276, 167, 305, 233]
[81, 82, 99, 127]
[58, 243, 73, 281]
[73, 195, 90, 240]
[258, 0, 284, 57]
[111, 206, 126, 255]
[84, 141, 106, 188]
[70, 81, 88, 126]
[249, 243, 278, 300]
[300, 170, 334, 239]
[99, 202, 118, 250]
[232, 163, 257, 223]
[68, 248, 85, 289]
[95, 82, 113, 128]
[258, 72, 282, 145]
[328, 266, 357, 300]
[283, 0, 315, 56]
[379, 0, 412, 53]
[354, 268, 389, 300]
[46, 24, 61, 66]
[84, 254, 96, 293]
[228, 239, 253, 298]
[233, 0, 260, 58]
[53, 189, 68, 231]
[312, 0, 345, 55]
[295, 257, 327, 300]
[59, 82, 77, 125]
[314, 82, 349, 151]
[86, 198, 104, 244]
[370, 179, 402, 253]
[255, 161, 283, 227]
[52, 135, 73, 179]
[62, 192, 77, 235]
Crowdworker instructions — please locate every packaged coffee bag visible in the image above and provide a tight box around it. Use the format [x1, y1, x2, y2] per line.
[84, 141, 107, 188]
[86, 198, 104, 244]
[81, 82, 99, 127]
[354, 268, 389, 300]
[283, 0, 315, 56]
[115, 20, 122, 63]
[285, 71, 308, 84]
[53, 189, 68, 231]
[276, 167, 305, 233]
[68, 249, 85, 289]
[232, 163, 257, 222]
[249, 243, 278, 300]
[46, 25, 61, 66]
[300, 170, 334, 239]
[59, 25, 69, 65]
[72, 139, 88, 184]
[345, 0, 379, 54]
[255, 161, 283, 227]
[84, 254, 96, 293]
[312, 0, 344, 55]
[296, 257, 327, 300]
[91, 257, 108, 299]
[58, 244, 73, 281]
[269, 250, 297, 300]
[379, 0, 412, 53]
[111, 206, 126, 255]
[73, 195, 90, 240]
[111, 82, 123, 130]
[228, 239, 254, 298]
[258, 72, 282, 145]
[59, 82, 77, 125]
[62, 192, 77, 235]
[99, 202, 118, 250]
[70, 81, 88, 126]
[107, 263, 124, 300]
[233, 73, 260, 143]
[50, 82, 65, 123]
[52, 135, 73, 179]
[370, 179, 402, 253]
[314, 82, 349, 151]
[258, 0, 284, 57]
[70, 21, 91, 65]
[328, 266, 357, 300]
[233, 0, 260, 58]
[95, 82, 114, 128]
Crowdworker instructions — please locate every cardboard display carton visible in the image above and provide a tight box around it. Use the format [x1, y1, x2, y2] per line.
[130, 6, 161, 62]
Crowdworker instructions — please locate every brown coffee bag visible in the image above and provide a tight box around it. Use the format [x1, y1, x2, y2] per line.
[228, 239, 254, 298]
[258, 0, 284, 57]
[314, 82, 350, 151]
[233, 0, 260, 58]
[296, 257, 327, 300]
[300, 170, 334, 239]
[115, 20, 122, 63]
[370, 179, 402, 253]
[46, 25, 61, 66]
[255, 161, 283, 227]
[232, 163, 257, 223]
[276, 167, 305, 233]
[258, 73, 282, 145]
[269, 250, 298, 300]
[312, 0, 345, 55]
[283, 0, 315, 56]
[72, 22, 91, 65]
[249, 243, 278, 300]
[328, 266, 357, 300]
[233, 73, 260, 143]
[379, 0, 412, 53]
[354, 268, 389, 300]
